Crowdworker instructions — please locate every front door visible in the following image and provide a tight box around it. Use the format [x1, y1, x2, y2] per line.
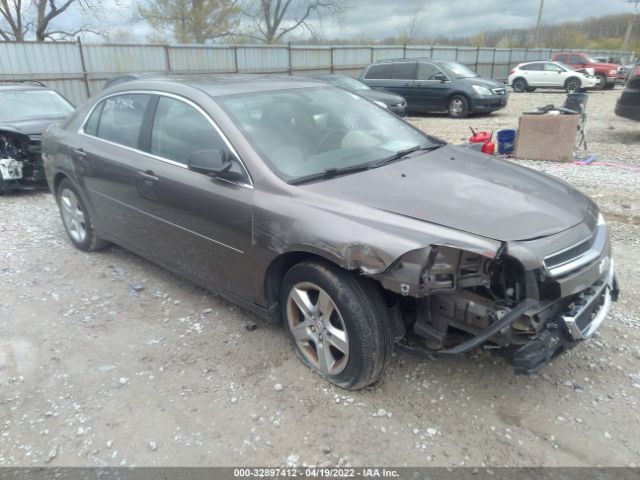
[413, 62, 453, 111]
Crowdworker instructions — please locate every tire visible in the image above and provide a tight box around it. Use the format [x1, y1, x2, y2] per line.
[281, 260, 393, 390]
[512, 77, 528, 93]
[56, 178, 109, 251]
[604, 83, 615, 90]
[0, 172, 6, 196]
[447, 95, 470, 118]
[526, 87, 537, 92]
[565, 77, 581, 93]
[594, 74, 606, 91]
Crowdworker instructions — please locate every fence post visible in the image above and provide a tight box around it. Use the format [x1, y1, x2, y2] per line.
[330, 47, 335, 73]
[233, 46, 239, 73]
[288, 42, 292, 75]
[164, 44, 171, 72]
[475, 45, 480, 71]
[455, 45, 459, 61]
[370, 46, 374, 63]
[490, 47, 496, 79]
[76, 37, 91, 99]
[403, 43, 407, 59]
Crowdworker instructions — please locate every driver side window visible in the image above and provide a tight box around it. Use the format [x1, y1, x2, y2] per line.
[149, 96, 246, 180]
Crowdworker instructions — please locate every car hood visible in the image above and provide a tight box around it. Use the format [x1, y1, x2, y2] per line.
[358, 90, 405, 105]
[302, 145, 590, 242]
[592, 62, 620, 70]
[0, 116, 67, 137]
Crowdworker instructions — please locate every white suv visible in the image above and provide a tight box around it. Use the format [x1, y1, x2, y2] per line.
[507, 61, 598, 93]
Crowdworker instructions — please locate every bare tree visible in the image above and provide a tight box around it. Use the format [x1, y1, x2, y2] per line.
[138, 0, 241, 43]
[0, 0, 28, 40]
[243, 0, 343, 44]
[399, 9, 422, 44]
[1, 0, 99, 41]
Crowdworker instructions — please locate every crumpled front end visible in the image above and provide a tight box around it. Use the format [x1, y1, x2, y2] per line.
[371, 214, 618, 374]
[0, 130, 45, 192]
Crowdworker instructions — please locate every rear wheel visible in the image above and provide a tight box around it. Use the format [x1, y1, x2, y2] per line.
[565, 77, 581, 93]
[57, 179, 109, 251]
[512, 78, 528, 93]
[604, 83, 615, 90]
[281, 260, 392, 390]
[447, 95, 470, 118]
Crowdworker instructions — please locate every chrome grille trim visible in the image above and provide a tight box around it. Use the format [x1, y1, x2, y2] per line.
[544, 223, 607, 278]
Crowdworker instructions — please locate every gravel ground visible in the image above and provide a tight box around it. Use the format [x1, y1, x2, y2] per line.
[1, 88, 639, 468]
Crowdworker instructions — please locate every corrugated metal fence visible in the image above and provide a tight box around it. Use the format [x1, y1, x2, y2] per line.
[0, 41, 633, 106]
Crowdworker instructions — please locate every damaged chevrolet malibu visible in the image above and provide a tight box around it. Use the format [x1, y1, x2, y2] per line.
[42, 77, 618, 389]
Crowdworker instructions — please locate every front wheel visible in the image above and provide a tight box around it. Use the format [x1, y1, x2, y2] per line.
[281, 260, 393, 390]
[57, 179, 109, 251]
[447, 95, 470, 118]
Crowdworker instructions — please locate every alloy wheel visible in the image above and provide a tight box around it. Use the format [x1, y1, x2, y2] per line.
[567, 80, 579, 93]
[286, 281, 349, 376]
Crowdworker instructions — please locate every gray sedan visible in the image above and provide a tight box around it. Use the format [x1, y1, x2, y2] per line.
[42, 76, 617, 389]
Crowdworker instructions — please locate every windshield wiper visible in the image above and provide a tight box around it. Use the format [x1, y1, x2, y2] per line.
[288, 162, 372, 185]
[372, 143, 444, 168]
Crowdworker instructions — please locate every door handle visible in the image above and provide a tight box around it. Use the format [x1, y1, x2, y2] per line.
[137, 170, 159, 185]
[72, 147, 86, 158]
[403, 82, 413, 86]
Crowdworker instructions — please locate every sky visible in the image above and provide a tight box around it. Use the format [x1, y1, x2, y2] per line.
[323, 0, 636, 40]
[49, 0, 639, 42]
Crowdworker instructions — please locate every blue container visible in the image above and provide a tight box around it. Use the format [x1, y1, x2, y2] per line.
[497, 129, 517, 154]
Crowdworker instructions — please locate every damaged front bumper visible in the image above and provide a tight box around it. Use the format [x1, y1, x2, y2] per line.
[508, 260, 618, 373]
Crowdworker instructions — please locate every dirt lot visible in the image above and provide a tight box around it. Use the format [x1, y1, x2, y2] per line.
[1, 88, 639, 468]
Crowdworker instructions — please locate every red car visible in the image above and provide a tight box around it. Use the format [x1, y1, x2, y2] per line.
[552, 52, 625, 90]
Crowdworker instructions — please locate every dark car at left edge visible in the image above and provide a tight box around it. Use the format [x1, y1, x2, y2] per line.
[0, 82, 75, 194]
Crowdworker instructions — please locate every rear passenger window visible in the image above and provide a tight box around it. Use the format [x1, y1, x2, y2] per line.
[570, 55, 584, 64]
[521, 63, 542, 71]
[94, 94, 151, 149]
[365, 64, 392, 79]
[416, 63, 442, 80]
[391, 62, 416, 80]
[150, 97, 227, 165]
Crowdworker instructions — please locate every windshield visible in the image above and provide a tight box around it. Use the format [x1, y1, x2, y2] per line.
[329, 76, 370, 91]
[0, 89, 74, 122]
[438, 61, 480, 78]
[554, 61, 573, 71]
[218, 86, 440, 182]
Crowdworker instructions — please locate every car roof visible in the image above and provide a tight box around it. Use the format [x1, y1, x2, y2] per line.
[373, 58, 448, 65]
[105, 74, 328, 97]
[0, 83, 52, 92]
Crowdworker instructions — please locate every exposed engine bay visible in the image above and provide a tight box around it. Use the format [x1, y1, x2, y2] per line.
[376, 237, 618, 374]
[0, 130, 45, 192]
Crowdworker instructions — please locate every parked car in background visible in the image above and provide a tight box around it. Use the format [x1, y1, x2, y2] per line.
[508, 61, 598, 93]
[615, 69, 640, 121]
[43, 76, 616, 389]
[359, 59, 507, 118]
[0, 82, 74, 194]
[552, 52, 624, 90]
[313, 74, 407, 116]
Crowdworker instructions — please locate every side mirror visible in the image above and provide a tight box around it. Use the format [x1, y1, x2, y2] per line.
[188, 149, 243, 182]
[434, 72, 448, 83]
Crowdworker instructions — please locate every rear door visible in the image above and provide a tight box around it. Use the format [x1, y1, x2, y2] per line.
[521, 62, 545, 86]
[73, 92, 158, 246]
